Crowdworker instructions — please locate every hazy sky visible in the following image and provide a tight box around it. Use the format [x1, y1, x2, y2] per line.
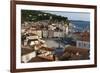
[43, 11, 90, 21]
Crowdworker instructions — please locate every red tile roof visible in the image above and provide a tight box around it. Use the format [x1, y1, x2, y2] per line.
[64, 46, 89, 54]
[28, 56, 53, 62]
[39, 47, 54, 51]
[21, 45, 34, 55]
[74, 31, 90, 42]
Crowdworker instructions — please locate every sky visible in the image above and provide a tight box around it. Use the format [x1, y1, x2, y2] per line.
[43, 11, 90, 21]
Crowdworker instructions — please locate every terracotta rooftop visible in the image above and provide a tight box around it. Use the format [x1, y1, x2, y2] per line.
[21, 45, 34, 56]
[74, 31, 90, 42]
[39, 47, 54, 51]
[28, 56, 53, 62]
[63, 46, 90, 60]
[64, 46, 89, 54]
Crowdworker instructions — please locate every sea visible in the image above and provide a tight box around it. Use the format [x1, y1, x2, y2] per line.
[69, 20, 90, 32]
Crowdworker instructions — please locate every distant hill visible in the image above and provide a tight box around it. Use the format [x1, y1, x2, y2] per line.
[21, 10, 69, 24]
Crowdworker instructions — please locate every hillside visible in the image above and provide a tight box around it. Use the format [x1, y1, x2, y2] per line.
[21, 10, 69, 24]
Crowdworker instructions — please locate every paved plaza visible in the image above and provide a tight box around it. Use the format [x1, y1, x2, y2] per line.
[43, 38, 65, 49]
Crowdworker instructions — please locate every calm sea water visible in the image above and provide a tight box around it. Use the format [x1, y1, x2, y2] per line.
[70, 20, 90, 32]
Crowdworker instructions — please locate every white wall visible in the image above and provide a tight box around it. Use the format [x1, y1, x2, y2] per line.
[76, 41, 90, 49]
[0, 0, 100, 73]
